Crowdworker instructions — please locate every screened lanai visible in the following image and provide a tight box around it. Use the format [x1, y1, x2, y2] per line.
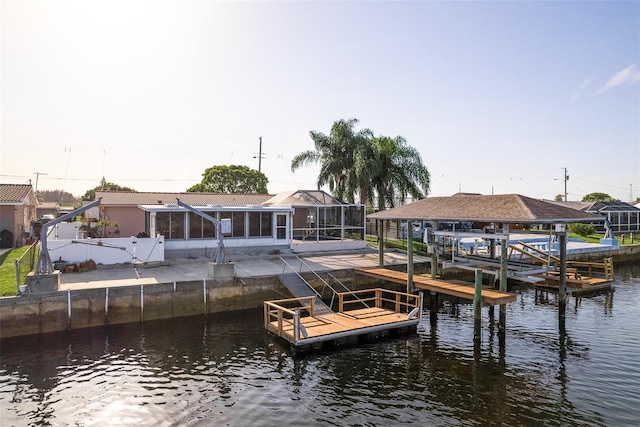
[584, 201, 640, 233]
[263, 190, 367, 251]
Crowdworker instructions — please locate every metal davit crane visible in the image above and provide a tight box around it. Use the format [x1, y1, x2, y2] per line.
[35, 198, 102, 275]
[175, 198, 229, 264]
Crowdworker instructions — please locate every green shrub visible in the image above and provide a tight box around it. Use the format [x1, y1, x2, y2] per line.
[568, 223, 595, 237]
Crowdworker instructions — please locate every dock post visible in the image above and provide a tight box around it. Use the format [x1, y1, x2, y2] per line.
[474, 269, 482, 344]
[407, 221, 414, 293]
[105, 287, 109, 325]
[498, 226, 508, 340]
[430, 248, 437, 279]
[499, 229, 508, 293]
[558, 225, 567, 327]
[67, 289, 72, 330]
[430, 220, 437, 279]
[378, 220, 384, 268]
[429, 291, 438, 324]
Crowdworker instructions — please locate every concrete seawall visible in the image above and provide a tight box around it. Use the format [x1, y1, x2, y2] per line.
[2, 245, 636, 340]
[0, 267, 414, 339]
[567, 244, 640, 263]
[0, 277, 281, 338]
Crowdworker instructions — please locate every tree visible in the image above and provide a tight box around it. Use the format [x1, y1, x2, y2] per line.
[291, 118, 430, 210]
[582, 192, 619, 202]
[37, 190, 79, 205]
[82, 177, 136, 201]
[363, 135, 430, 211]
[188, 165, 268, 193]
[554, 194, 564, 201]
[291, 118, 371, 203]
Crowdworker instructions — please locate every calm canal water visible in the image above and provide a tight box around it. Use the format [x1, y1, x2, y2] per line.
[1, 264, 639, 426]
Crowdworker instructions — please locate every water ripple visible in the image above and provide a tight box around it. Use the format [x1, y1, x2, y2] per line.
[1, 265, 639, 426]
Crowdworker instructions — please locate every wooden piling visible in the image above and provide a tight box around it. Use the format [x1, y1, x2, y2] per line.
[558, 229, 567, 324]
[407, 221, 414, 293]
[474, 269, 482, 343]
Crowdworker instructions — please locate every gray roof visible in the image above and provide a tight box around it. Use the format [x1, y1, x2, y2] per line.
[0, 184, 34, 205]
[584, 201, 640, 213]
[368, 194, 604, 224]
[95, 191, 274, 206]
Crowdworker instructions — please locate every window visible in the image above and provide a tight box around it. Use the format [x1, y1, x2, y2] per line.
[220, 212, 246, 238]
[156, 212, 170, 238]
[170, 212, 185, 239]
[232, 212, 245, 237]
[249, 212, 273, 237]
[156, 212, 185, 240]
[189, 212, 217, 239]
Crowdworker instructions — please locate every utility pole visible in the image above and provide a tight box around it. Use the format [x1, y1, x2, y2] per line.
[34, 172, 47, 192]
[253, 136, 265, 172]
[563, 167, 569, 201]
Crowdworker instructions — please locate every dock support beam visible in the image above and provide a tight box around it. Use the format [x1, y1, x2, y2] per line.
[499, 225, 508, 292]
[378, 220, 384, 268]
[474, 269, 482, 344]
[407, 221, 414, 293]
[558, 225, 567, 329]
[429, 291, 438, 325]
[499, 225, 508, 340]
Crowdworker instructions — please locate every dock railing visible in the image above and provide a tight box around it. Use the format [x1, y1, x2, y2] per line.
[264, 296, 316, 341]
[281, 256, 365, 310]
[567, 257, 614, 281]
[264, 289, 421, 345]
[338, 289, 420, 315]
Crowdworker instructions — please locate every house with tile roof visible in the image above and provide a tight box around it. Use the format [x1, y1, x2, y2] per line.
[0, 184, 38, 248]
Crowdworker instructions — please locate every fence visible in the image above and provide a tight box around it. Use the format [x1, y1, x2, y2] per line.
[14, 241, 40, 292]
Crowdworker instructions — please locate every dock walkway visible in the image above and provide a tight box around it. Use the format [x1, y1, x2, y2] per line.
[355, 267, 516, 305]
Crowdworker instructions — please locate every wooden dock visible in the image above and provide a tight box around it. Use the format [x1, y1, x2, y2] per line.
[264, 288, 421, 353]
[535, 257, 614, 292]
[355, 267, 517, 305]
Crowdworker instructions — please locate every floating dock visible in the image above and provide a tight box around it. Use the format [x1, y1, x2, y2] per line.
[264, 288, 421, 353]
[354, 268, 517, 305]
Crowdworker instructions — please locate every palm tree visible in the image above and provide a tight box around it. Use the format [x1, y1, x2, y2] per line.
[291, 118, 371, 203]
[293, 118, 430, 210]
[364, 135, 430, 211]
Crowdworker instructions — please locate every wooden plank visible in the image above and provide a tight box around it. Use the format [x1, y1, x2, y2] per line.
[538, 275, 612, 289]
[265, 290, 422, 350]
[355, 268, 516, 305]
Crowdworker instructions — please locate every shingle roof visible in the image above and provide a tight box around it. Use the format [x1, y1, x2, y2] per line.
[543, 200, 592, 211]
[368, 194, 604, 224]
[95, 191, 274, 206]
[0, 184, 34, 204]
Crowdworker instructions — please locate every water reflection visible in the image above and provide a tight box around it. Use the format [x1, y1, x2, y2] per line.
[1, 264, 639, 426]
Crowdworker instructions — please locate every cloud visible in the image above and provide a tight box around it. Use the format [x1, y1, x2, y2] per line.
[571, 76, 592, 100]
[598, 64, 640, 94]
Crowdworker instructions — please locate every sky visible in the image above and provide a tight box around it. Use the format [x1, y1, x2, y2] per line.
[1, 0, 639, 202]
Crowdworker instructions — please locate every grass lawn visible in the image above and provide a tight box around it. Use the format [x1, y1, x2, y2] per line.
[569, 232, 638, 245]
[0, 246, 31, 297]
